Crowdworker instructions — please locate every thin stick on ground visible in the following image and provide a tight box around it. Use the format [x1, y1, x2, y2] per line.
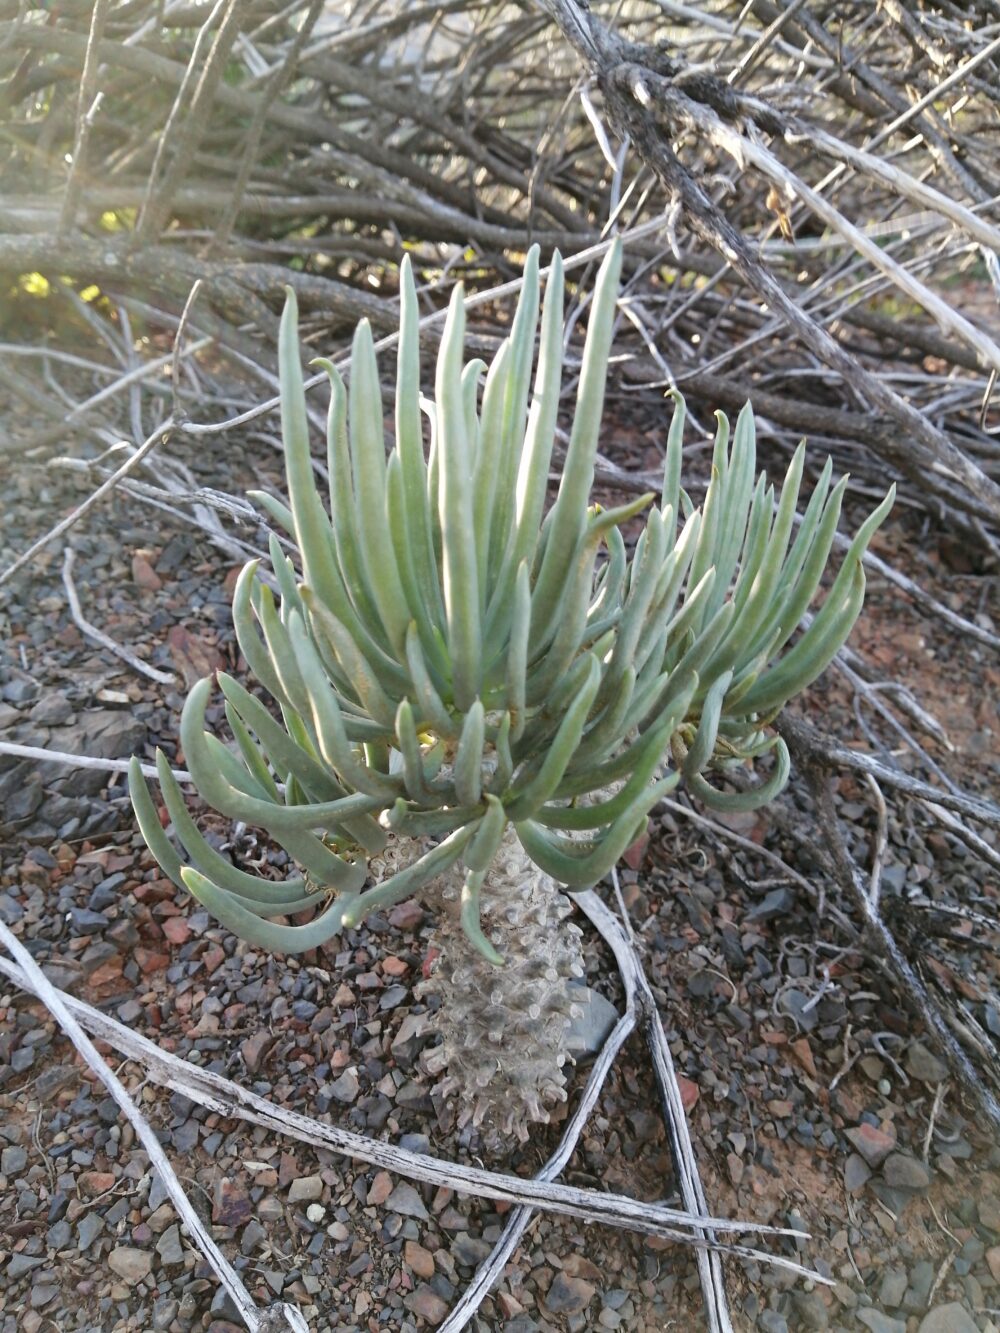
[61, 547, 177, 686]
[0, 740, 189, 783]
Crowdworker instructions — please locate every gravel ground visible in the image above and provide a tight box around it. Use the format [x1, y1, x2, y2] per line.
[1, 405, 999, 1333]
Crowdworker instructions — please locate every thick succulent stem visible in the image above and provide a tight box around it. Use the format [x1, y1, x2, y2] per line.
[370, 826, 585, 1147]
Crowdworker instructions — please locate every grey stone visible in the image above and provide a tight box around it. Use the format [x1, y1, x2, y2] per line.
[67, 907, 109, 936]
[385, 1182, 429, 1221]
[1, 768, 42, 823]
[757, 1313, 788, 1333]
[2, 679, 39, 704]
[77, 1212, 105, 1249]
[832, 1283, 857, 1310]
[566, 985, 621, 1056]
[152, 1297, 179, 1330]
[451, 1234, 492, 1267]
[777, 987, 818, 1031]
[148, 1174, 169, 1210]
[963, 1274, 983, 1309]
[883, 1153, 931, 1191]
[857, 1312, 906, 1333]
[7, 1254, 44, 1279]
[47, 1219, 72, 1250]
[871, 1181, 913, 1216]
[241, 1220, 267, 1255]
[287, 1175, 323, 1204]
[61, 710, 146, 761]
[917, 1304, 978, 1333]
[210, 1287, 241, 1320]
[390, 1012, 429, 1062]
[746, 886, 796, 922]
[89, 875, 126, 912]
[0, 894, 24, 925]
[171, 1119, 198, 1153]
[30, 1284, 59, 1309]
[156, 1224, 184, 1265]
[544, 1274, 596, 1315]
[327, 1068, 360, 1104]
[844, 1153, 871, 1194]
[792, 1290, 829, 1329]
[107, 1247, 153, 1281]
[29, 693, 73, 726]
[398, 1133, 430, 1154]
[879, 1268, 908, 1308]
[1, 1145, 27, 1174]
[903, 1261, 935, 1312]
[906, 1041, 948, 1084]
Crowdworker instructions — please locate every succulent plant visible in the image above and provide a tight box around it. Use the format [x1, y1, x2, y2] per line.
[130, 240, 891, 1135]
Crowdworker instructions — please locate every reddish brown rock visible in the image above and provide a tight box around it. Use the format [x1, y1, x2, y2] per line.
[79, 1171, 116, 1196]
[201, 945, 225, 974]
[212, 1177, 252, 1228]
[240, 1031, 274, 1074]
[167, 624, 225, 688]
[678, 1076, 699, 1112]
[404, 1240, 435, 1279]
[403, 1286, 448, 1324]
[368, 1170, 393, 1206]
[790, 1037, 818, 1080]
[845, 1121, 897, 1168]
[87, 957, 124, 989]
[131, 553, 162, 592]
[562, 1255, 603, 1282]
[388, 900, 425, 931]
[497, 1291, 525, 1318]
[161, 916, 191, 946]
[134, 947, 169, 974]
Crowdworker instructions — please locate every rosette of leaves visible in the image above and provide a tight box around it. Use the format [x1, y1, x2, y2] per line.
[130, 239, 891, 1132]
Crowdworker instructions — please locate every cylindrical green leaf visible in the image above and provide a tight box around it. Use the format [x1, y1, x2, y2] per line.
[460, 869, 504, 966]
[530, 238, 622, 628]
[181, 866, 355, 954]
[454, 699, 486, 806]
[435, 284, 482, 708]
